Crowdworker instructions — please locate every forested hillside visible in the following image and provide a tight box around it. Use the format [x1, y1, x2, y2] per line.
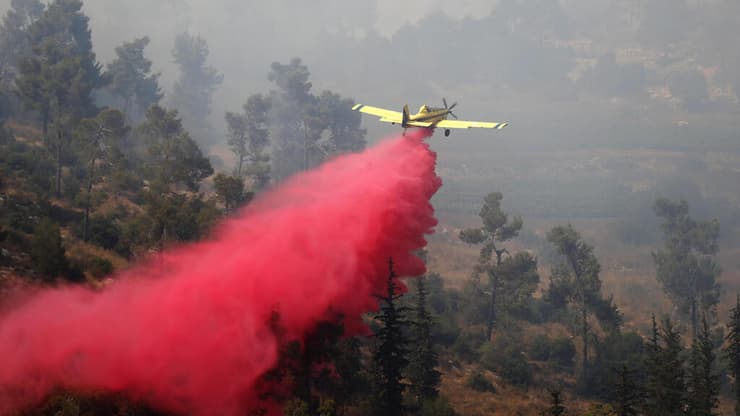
[1, 0, 740, 415]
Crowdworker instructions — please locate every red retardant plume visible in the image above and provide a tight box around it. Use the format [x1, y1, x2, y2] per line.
[0, 128, 440, 415]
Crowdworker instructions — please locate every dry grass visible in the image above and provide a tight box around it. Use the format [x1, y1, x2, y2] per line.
[65, 240, 129, 272]
[440, 362, 595, 416]
[6, 120, 42, 142]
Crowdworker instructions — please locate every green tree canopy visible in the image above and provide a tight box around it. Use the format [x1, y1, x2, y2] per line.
[137, 105, 213, 191]
[725, 295, 740, 416]
[406, 275, 441, 408]
[644, 317, 686, 416]
[169, 32, 223, 141]
[16, 0, 106, 195]
[459, 192, 528, 341]
[75, 108, 129, 241]
[213, 173, 249, 214]
[30, 217, 69, 280]
[225, 93, 271, 188]
[267, 58, 365, 180]
[652, 198, 721, 338]
[0, 0, 44, 81]
[687, 317, 719, 416]
[372, 259, 409, 416]
[546, 224, 621, 383]
[106, 36, 162, 121]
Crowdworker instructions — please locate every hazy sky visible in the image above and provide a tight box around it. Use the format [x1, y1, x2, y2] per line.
[0, 0, 497, 37]
[0, 0, 498, 112]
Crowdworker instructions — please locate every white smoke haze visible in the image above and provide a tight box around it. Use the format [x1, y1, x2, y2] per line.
[2, 0, 740, 245]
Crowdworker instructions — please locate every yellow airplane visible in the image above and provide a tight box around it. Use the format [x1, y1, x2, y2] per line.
[351, 99, 507, 137]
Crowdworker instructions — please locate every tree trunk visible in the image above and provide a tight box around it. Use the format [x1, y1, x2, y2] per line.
[42, 108, 49, 145]
[83, 156, 96, 242]
[485, 250, 505, 341]
[55, 127, 63, 196]
[486, 272, 497, 341]
[582, 304, 589, 379]
[691, 297, 697, 341]
[122, 95, 131, 122]
[237, 154, 244, 178]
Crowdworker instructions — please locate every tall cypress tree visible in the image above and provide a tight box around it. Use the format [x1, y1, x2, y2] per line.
[725, 295, 740, 416]
[644, 317, 686, 416]
[643, 316, 661, 415]
[614, 364, 642, 416]
[372, 258, 409, 416]
[406, 275, 441, 408]
[687, 316, 719, 416]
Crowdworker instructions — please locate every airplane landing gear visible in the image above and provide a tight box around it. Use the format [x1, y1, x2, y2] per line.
[444, 129, 451, 137]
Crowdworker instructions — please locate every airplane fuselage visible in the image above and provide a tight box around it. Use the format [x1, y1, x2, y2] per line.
[397, 104, 454, 136]
[409, 105, 450, 125]
[404, 105, 452, 129]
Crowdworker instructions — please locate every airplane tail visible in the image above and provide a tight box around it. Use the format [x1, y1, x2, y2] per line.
[402, 104, 409, 128]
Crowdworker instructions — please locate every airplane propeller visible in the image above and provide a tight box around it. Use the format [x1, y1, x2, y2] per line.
[443, 98, 459, 119]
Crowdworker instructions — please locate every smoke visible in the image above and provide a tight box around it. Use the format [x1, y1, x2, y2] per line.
[0, 129, 440, 415]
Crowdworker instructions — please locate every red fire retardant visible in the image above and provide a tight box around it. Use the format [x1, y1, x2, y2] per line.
[0, 128, 440, 415]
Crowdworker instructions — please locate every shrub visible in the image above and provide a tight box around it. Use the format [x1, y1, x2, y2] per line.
[529, 335, 551, 361]
[420, 397, 459, 416]
[549, 337, 576, 367]
[432, 313, 460, 347]
[452, 329, 484, 362]
[87, 256, 114, 278]
[30, 218, 69, 280]
[284, 399, 309, 416]
[465, 368, 495, 393]
[78, 215, 122, 251]
[581, 404, 617, 416]
[480, 336, 532, 387]
[528, 335, 575, 367]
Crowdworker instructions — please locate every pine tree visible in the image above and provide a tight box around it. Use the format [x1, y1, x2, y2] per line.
[213, 173, 247, 214]
[458, 192, 524, 341]
[75, 108, 128, 242]
[643, 315, 662, 415]
[726, 294, 740, 416]
[372, 258, 409, 416]
[546, 224, 611, 382]
[614, 365, 642, 416]
[226, 93, 271, 188]
[136, 105, 213, 192]
[0, 0, 44, 82]
[170, 32, 222, 142]
[652, 198, 721, 339]
[544, 389, 566, 416]
[106, 36, 162, 121]
[687, 316, 719, 416]
[16, 0, 105, 195]
[644, 317, 686, 416]
[406, 275, 441, 408]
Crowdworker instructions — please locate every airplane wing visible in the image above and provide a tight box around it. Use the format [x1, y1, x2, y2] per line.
[351, 104, 402, 123]
[435, 119, 508, 130]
